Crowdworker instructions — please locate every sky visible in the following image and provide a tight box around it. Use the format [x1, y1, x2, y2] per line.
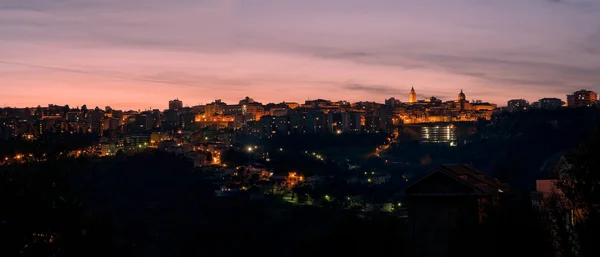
[1, 0, 599, 110]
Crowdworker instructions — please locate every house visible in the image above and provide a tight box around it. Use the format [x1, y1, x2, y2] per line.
[404, 164, 508, 257]
[532, 156, 583, 223]
[214, 185, 240, 197]
[531, 156, 581, 256]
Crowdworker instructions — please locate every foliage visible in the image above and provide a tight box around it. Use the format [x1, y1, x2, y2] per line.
[448, 192, 555, 257]
[1, 150, 408, 257]
[0, 132, 98, 159]
[556, 127, 600, 257]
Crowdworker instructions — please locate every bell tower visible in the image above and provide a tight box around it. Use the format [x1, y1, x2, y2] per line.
[409, 87, 417, 103]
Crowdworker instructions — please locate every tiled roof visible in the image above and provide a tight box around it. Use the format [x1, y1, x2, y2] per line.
[438, 164, 509, 195]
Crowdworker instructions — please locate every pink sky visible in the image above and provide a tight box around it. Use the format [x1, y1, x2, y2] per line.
[1, 0, 599, 110]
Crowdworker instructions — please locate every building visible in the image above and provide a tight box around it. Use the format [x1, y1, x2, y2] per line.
[471, 102, 496, 111]
[242, 104, 265, 121]
[275, 116, 290, 135]
[567, 90, 597, 107]
[421, 125, 457, 145]
[259, 115, 277, 138]
[304, 111, 326, 134]
[405, 165, 508, 257]
[169, 99, 183, 111]
[507, 99, 529, 112]
[347, 112, 362, 133]
[282, 102, 300, 109]
[67, 111, 81, 122]
[327, 112, 348, 133]
[409, 87, 417, 103]
[124, 134, 151, 151]
[163, 109, 179, 127]
[385, 97, 401, 108]
[238, 96, 255, 105]
[456, 89, 470, 111]
[539, 98, 564, 110]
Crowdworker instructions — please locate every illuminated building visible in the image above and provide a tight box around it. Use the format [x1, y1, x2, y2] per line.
[100, 141, 122, 156]
[327, 112, 348, 133]
[567, 89, 597, 107]
[150, 132, 169, 144]
[269, 108, 288, 116]
[124, 134, 150, 151]
[507, 99, 529, 112]
[275, 116, 290, 135]
[246, 120, 261, 136]
[205, 100, 227, 115]
[195, 115, 234, 129]
[102, 118, 120, 131]
[67, 111, 81, 122]
[421, 125, 457, 144]
[242, 104, 265, 120]
[424, 96, 442, 105]
[259, 115, 277, 138]
[180, 111, 196, 129]
[471, 102, 496, 111]
[168, 98, 183, 111]
[282, 102, 300, 109]
[288, 113, 304, 134]
[348, 112, 362, 132]
[305, 99, 331, 109]
[539, 98, 564, 109]
[304, 111, 326, 134]
[365, 108, 393, 133]
[409, 87, 417, 103]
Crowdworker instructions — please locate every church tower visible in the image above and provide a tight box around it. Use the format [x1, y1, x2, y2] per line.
[409, 87, 417, 103]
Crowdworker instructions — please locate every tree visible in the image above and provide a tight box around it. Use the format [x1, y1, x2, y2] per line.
[556, 127, 600, 257]
[449, 193, 555, 257]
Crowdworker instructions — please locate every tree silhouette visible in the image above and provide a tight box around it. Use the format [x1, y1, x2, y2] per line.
[556, 127, 600, 257]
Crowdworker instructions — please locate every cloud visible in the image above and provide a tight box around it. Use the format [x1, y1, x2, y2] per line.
[0, 60, 245, 90]
[343, 83, 405, 95]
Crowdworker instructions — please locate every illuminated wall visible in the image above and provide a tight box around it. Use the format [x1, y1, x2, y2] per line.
[420, 125, 457, 143]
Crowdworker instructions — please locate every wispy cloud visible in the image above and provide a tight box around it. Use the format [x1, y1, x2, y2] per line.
[343, 83, 403, 95]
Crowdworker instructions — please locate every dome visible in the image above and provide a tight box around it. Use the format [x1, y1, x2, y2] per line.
[458, 89, 466, 101]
